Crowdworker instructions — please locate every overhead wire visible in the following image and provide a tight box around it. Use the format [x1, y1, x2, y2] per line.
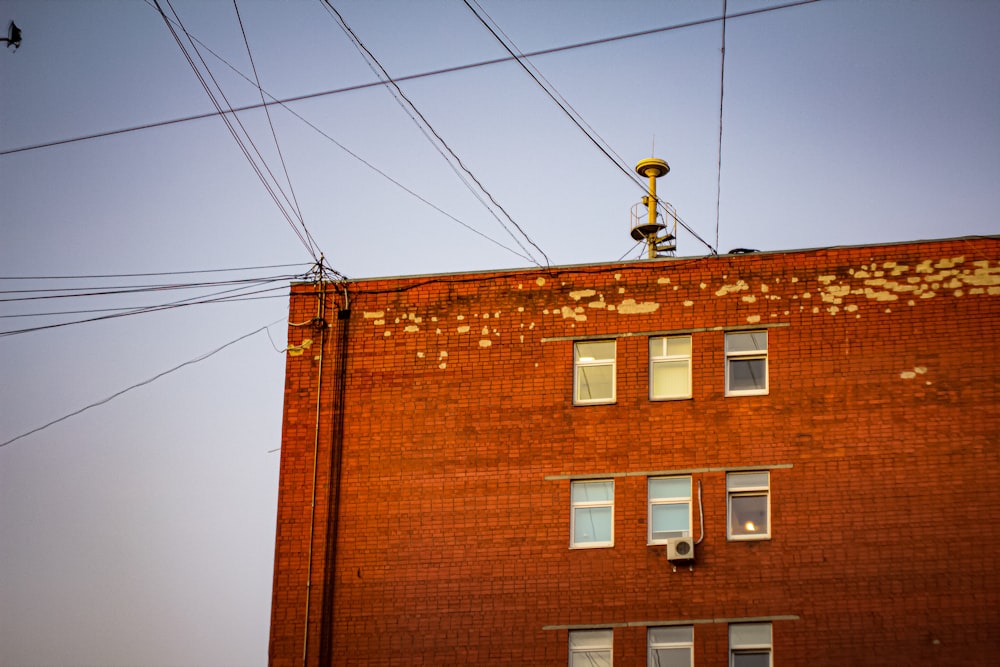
[0, 317, 288, 449]
[0, 277, 295, 337]
[0, 262, 311, 281]
[1, 1, 821, 158]
[140, 1, 534, 264]
[318, 0, 551, 267]
[232, 0, 310, 239]
[462, 0, 718, 255]
[715, 0, 728, 252]
[152, 0, 326, 266]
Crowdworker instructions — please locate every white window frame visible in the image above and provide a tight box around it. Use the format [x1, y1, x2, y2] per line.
[647, 477, 692, 545]
[570, 628, 613, 667]
[648, 626, 693, 667]
[574, 340, 616, 405]
[649, 335, 692, 400]
[727, 472, 770, 541]
[729, 623, 772, 667]
[725, 331, 768, 396]
[570, 480, 614, 548]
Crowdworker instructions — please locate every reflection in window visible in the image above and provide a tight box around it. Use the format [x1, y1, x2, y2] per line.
[571, 480, 614, 547]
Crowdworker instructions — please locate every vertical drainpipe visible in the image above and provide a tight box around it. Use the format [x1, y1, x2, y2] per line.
[318, 285, 351, 665]
[302, 281, 328, 667]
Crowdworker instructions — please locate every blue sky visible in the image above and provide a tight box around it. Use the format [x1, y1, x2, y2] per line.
[1, 1, 997, 665]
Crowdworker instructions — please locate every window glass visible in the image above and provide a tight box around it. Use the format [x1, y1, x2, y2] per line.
[649, 626, 692, 667]
[726, 331, 767, 353]
[577, 364, 614, 401]
[575, 341, 616, 404]
[725, 331, 768, 395]
[729, 495, 768, 536]
[732, 653, 769, 667]
[570, 629, 612, 667]
[727, 472, 770, 540]
[650, 336, 692, 399]
[576, 341, 615, 360]
[572, 481, 614, 547]
[729, 358, 767, 392]
[648, 477, 691, 543]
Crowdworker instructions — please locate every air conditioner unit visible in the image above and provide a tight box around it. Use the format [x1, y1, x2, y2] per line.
[666, 536, 695, 562]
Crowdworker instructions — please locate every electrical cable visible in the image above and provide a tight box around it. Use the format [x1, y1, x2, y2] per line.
[319, 0, 550, 267]
[233, 0, 310, 237]
[1, 1, 822, 156]
[0, 280, 292, 337]
[0, 275, 302, 300]
[136, 3, 532, 263]
[462, 0, 718, 255]
[714, 0, 728, 252]
[153, 0, 326, 265]
[0, 317, 287, 449]
[0, 262, 310, 281]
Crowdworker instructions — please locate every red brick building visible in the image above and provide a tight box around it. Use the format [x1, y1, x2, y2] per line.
[269, 236, 1000, 666]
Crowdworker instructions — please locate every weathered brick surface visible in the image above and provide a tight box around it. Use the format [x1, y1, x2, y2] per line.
[270, 238, 1000, 666]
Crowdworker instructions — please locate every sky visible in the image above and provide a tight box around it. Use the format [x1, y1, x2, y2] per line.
[0, 1, 997, 665]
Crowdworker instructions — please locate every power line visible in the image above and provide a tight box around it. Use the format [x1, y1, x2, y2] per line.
[0, 262, 311, 281]
[0, 318, 286, 449]
[0, 0, 821, 157]
[140, 2, 534, 264]
[715, 0, 729, 252]
[153, 0, 325, 265]
[0, 280, 292, 338]
[319, 0, 551, 267]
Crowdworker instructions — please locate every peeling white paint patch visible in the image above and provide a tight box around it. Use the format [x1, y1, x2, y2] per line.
[817, 275, 837, 285]
[617, 299, 660, 314]
[479, 339, 492, 348]
[700, 283, 707, 289]
[560, 306, 587, 321]
[374, 319, 385, 325]
[569, 289, 596, 301]
[363, 311, 384, 319]
[394, 318, 401, 324]
[384, 331, 392, 337]
[536, 277, 546, 286]
[715, 280, 749, 296]
[746, 315, 761, 324]
[618, 287, 626, 294]
[482, 326, 490, 335]
[518, 307, 524, 312]
[520, 335, 524, 343]
[588, 300, 607, 309]
[683, 300, 694, 307]
[457, 314, 465, 320]
[457, 326, 470, 333]
[417, 352, 425, 358]
[742, 295, 757, 303]
[845, 304, 858, 313]
[439, 351, 448, 359]
[657, 277, 670, 285]
[827, 306, 840, 315]
[404, 325, 419, 333]
[900, 371, 916, 379]
[431, 316, 438, 322]
[439, 362, 448, 370]
[436, 328, 442, 335]
[529, 322, 535, 329]
[614, 273, 622, 280]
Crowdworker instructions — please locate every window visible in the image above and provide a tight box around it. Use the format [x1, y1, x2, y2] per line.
[570, 629, 612, 667]
[650, 336, 692, 399]
[648, 477, 692, 544]
[571, 480, 614, 548]
[727, 472, 770, 540]
[725, 331, 768, 395]
[729, 623, 771, 667]
[574, 340, 616, 404]
[648, 626, 693, 667]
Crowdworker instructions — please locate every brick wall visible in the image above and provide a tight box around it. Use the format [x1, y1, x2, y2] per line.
[270, 237, 1000, 666]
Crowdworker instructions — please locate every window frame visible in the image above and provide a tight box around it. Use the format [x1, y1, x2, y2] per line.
[729, 623, 772, 667]
[649, 335, 693, 400]
[647, 476, 693, 545]
[570, 480, 615, 548]
[727, 471, 771, 541]
[569, 628, 613, 667]
[724, 331, 768, 396]
[648, 625, 693, 667]
[574, 340, 617, 405]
